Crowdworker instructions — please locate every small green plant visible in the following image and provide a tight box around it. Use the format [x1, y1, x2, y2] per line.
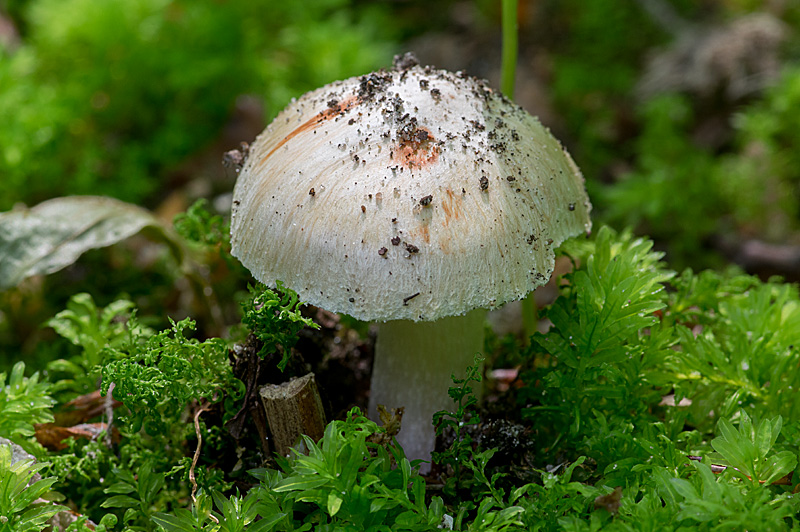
[100, 460, 166, 532]
[454, 447, 527, 530]
[43, 437, 121, 523]
[259, 408, 444, 530]
[100, 316, 243, 434]
[432, 355, 484, 496]
[710, 411, 796, 486]
[151, 491, 218, 532]
[519, 226, 675, 468]
[667, 274, 800, 426]
[173, 198, 246, 276]
[0, 362, 54, 442]
[173, 200, 228, 251]
[153, 489, 282, 532]
[515, 457, 598, 531]
[0, 444, 63, 532]
[240, 282, 319, 371]
[653, 461, 798, 531]
[46, 292, 141, 398]
[154, 408, 452, 531]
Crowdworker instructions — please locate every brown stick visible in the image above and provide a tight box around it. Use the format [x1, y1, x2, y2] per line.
[260, 373, 327, 458]
[189, 401, 218, 523]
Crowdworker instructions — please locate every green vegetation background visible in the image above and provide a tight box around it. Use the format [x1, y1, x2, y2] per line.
[3, 0, 800, 530]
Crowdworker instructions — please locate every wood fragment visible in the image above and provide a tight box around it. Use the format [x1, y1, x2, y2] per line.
[260, 373, 327, 457]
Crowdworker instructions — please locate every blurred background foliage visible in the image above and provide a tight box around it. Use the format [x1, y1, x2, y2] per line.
[1, 0, 800, 358]
[0, 0, 397, 209]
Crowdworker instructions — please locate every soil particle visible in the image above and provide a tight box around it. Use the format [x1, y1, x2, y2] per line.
[222, 141, 250, 172]
[358, 71, 391, 101]
[392, 52, 420, 72]
[402, 292, 420, 305]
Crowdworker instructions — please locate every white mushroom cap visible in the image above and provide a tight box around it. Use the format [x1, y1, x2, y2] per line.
[231, 57, 591, 322]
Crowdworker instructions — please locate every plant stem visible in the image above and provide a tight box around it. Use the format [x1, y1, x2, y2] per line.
[502, 0, 536, 341]
[501, 0, 518, 98]
[520, 295, 538, 344]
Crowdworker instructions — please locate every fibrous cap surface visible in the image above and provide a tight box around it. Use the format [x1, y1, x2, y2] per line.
[231, 58, 591, 321]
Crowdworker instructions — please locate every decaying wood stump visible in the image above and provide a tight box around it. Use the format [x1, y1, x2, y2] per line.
[259, 373, 326, 458]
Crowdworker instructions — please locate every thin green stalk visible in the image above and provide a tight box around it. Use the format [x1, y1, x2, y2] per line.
[521, 295, 538, 345]
[501, 0, 518, 98]
[501, 0, 537, 342]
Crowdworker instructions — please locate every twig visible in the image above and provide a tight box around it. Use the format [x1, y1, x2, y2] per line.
[104, 383, 115, 448]
[732, 239, 800, 275]
[190, 401, 219, 524]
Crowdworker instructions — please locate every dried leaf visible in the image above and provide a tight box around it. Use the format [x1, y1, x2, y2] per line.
[54, 389, 122, 426]
[594, 486, 623, 514]
[35, 422, 119, 451]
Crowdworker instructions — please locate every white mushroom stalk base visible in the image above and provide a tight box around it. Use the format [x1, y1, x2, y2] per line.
[369, 309, 486, 466]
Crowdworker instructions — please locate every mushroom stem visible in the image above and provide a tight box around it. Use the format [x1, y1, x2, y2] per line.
[369, 309, 486, 465]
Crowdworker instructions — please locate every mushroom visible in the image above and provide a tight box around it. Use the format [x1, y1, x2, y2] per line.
[230, 53, 591, 464]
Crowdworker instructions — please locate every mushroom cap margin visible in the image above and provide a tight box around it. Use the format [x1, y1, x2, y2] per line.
[230, 64, 592, 322]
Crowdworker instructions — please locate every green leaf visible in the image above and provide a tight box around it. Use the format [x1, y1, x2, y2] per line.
[272, 475, 329, 492]
[327, 491, 343, 516]
[762, 451, 797, 485]
[16, 503, 64, 529]
[100, 494, 141, 509]
[394, 510, 420, 527]
[240, 282, 319, 370]
[0, 196, 182, 289]
[711, 412, 795, 484]
[248, 512, 287, 532]
[104, 482, 136, 495]
[152, 512, 198, 532]
[669, 477, 699, 501]
[137, 461, 166, 505]
[45, 359, 84, 375]
[755, 416, 781, 458]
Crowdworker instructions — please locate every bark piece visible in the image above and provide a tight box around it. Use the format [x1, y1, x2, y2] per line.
[259, 373, 326, 458]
